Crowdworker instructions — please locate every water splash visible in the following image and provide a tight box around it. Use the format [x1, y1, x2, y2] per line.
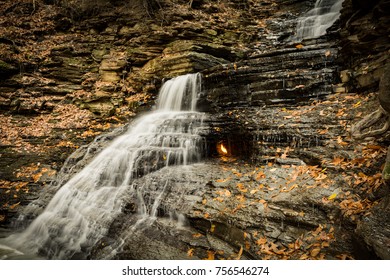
[0, 73, 206, 259]
[294, 0, 344, 41]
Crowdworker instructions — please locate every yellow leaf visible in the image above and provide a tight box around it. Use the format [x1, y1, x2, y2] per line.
[187, 248, 194, 257]
[299, 253, 309, 260]
[210, 224, 216, 233]
[213, 197, 224, 202]
[310, 248, 321, 257]
[328, 193, 337, 200]
[202, 198, 207, 205]
[295, 44, 304, 49]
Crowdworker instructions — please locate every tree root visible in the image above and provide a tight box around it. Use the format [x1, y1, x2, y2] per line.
[351, 106, 390, 140]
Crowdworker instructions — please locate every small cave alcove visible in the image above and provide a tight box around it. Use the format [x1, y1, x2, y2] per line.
[205, 120, 254, 161]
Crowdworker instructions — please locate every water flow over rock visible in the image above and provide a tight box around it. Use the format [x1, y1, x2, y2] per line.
[0, 73, 206, 260]
[294, 0, 344, 41]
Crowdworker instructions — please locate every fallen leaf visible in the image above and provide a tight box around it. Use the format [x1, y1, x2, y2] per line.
[235, 246, 243, 260]
[310, 248, 321, 257]
[296, 44, 304, 49]
[331, 157, 344, 166]
[256, 237, 267, 246]
[9, 202, 20, 210]
[206, 250, 215, 260]
[328, 193, 337, 200]
[192, 233, 203, 238]
[256, 171, 266, 180]
[187, 248, 194, 257]
[299, 253, 308, 260]
[250, 189, 258, 194]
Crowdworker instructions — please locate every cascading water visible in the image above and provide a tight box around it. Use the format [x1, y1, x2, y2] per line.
[0, 73, 206, 259]
[294, 0, 344, 41]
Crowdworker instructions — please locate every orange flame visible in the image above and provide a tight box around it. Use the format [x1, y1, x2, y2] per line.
[220, 143, 228, 154]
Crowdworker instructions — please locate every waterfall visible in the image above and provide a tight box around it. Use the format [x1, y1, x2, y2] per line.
[0, 73, 205, 259]
[294, 0, 344, 41]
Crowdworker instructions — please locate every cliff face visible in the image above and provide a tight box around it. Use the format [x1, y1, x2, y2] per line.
[0, 0, 310, 224]
[339, 0, 390, 92]
[1, 0, 389, 259]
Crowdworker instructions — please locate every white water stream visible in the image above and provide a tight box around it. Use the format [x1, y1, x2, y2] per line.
[0, 73, 205, 259]
[294, 0, 344, 41]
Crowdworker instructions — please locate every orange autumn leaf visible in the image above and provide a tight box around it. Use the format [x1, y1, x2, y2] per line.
[206, 250, 215, 260]
[245, 241, 251, 250]
[235, 246, 243, 260]
[332, 157, 344, 166]
[310, 248, 321, 257]
[256, 237, 267, 246]
[256, 171, 266, 180]
[192, 233, 203, 238]
[9, 202, 20, 210]
[187, 248, 194, 257]
[216, 177, 231, 183]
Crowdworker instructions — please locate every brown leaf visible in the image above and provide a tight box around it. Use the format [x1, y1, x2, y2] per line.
[299, 253, 308, 260]
[310, 248, 321, 257]
[9, 202, 20, 210]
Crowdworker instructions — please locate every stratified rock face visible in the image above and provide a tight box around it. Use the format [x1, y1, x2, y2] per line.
[1, 0, 389, 260]
[339, 0, 390, 92]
